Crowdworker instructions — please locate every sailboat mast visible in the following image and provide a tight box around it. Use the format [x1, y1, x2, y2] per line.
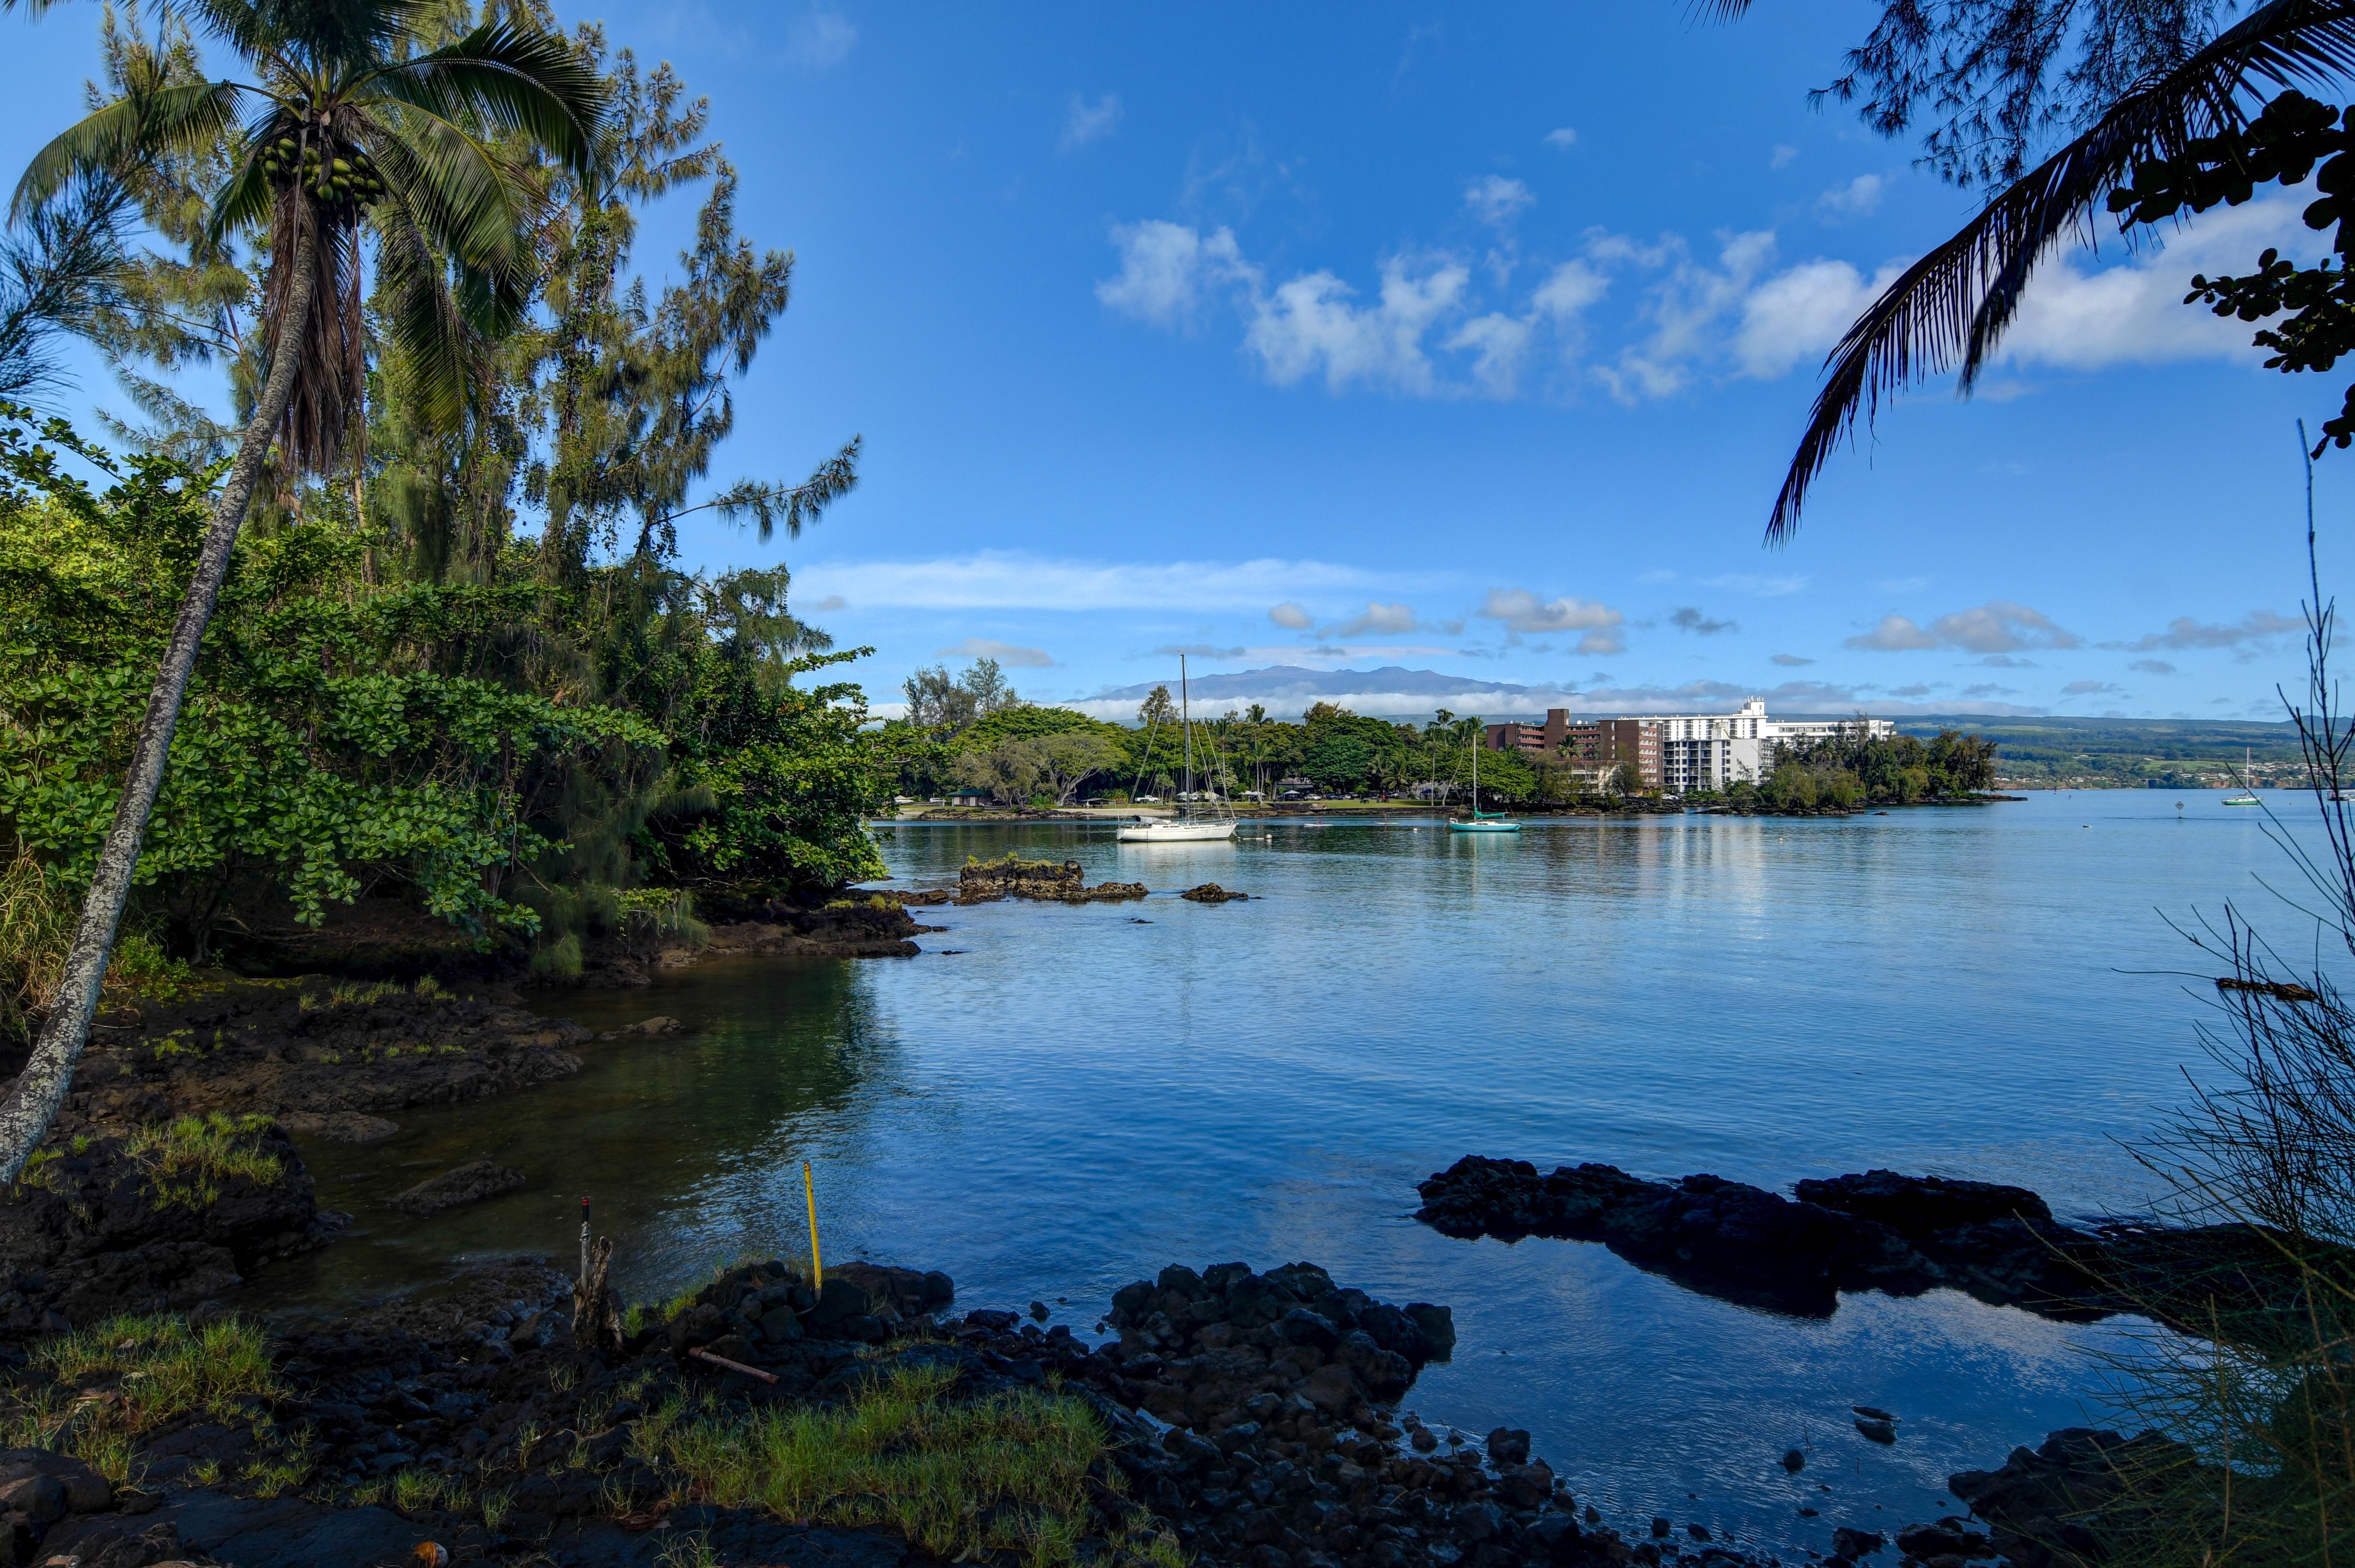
[1181, 656, 1193, 813]
[1471, 725, 1479, 814]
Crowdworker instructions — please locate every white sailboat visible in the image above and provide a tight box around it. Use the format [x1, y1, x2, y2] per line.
[1120, 655, 1238, 843]
[2224, 746, 2261, 806]
[1448, 723, 1520, 833]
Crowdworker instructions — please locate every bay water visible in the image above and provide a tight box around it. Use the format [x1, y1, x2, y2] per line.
[252, 790, 2321, 1554]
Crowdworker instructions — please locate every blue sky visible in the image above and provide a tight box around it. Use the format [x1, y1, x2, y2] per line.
[1, 2, 2341, 720]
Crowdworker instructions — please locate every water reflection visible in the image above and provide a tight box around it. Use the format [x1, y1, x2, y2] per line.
[244, 957, 903, 1318]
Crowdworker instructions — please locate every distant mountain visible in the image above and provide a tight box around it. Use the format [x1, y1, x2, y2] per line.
[1056, 664, 2275, 725]
[1087, 665, 1560, 709]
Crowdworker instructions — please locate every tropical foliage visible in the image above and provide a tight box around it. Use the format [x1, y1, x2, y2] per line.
[1741, 726, 1999, 810]
[0, 3, 887, 1037]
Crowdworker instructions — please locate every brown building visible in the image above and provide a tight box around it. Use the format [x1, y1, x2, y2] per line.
[1484, 721, 1548, 756]
[1483, 713, 1662, 788]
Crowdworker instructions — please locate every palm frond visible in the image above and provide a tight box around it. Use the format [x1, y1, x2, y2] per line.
[154, 0, 272, 61]
[1769, 0, 2355, 543]
[12, 79, 243, 220]
[370, 202, 472, 433]
[201, 143, 275, 248]
[362, 21, 610, 181]
[363, 106, 530, 281]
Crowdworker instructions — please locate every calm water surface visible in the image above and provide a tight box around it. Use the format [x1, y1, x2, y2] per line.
[249, 790, 2327, 1555]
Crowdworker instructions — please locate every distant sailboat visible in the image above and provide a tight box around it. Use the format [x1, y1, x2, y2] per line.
[1449, 727, 1520, 833]
[1119, 656, 1238, 843]
[2225, 747, 2261, 806]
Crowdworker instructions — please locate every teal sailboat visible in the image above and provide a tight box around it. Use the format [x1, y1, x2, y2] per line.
[1449, 727, 1520, 833]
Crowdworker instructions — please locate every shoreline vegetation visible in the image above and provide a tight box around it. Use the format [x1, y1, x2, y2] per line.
[889, 665, 2010, 819]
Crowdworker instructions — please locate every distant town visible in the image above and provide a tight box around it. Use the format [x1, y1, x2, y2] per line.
[1482, 697, 1896, 794]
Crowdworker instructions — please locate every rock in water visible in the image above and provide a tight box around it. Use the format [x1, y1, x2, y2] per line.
[1179, 884, 1249, 902]
[387, 1158, 526, 1216]
[957, 855, 1147, 903]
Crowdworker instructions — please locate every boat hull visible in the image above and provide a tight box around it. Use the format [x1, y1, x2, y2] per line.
[1448, 820, 1521, 833]
[1117, 820, 1239, 842]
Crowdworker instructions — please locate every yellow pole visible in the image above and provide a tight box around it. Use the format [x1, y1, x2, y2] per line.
[803, 1160, 823, 1288]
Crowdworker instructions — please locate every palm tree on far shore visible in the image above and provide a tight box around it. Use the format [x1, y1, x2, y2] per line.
[1726, 0, 2355, 541]
[0, 0, 608, 1181]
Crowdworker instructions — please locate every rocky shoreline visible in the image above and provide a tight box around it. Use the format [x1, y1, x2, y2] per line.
[0, 1248, 1752, 1568]
[0, 955, 2210, 1567]
[0, 1224, 2183, 1568]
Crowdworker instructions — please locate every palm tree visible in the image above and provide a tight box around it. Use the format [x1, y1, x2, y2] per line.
[0, 0, 607, 1181]
[1738, 0, 2355, 541]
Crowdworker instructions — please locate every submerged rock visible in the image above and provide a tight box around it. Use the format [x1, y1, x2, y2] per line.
[387, 1157, 526, 1216]
[1179, 883, 1249, 902]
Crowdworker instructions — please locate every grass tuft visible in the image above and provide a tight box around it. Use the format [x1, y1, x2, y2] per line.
[633, 1362, 1169, 1568]
[28, 1313, 281, 1434]
[123, 1112, 283, 1209]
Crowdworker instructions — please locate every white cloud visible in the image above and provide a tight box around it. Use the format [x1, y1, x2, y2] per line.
[1846, 615, 1941, 652]
[1846, 599, 2079, 653]
[1816, 174, 1887, 219]
[1704, 572, 1809, 597]
[812, 594, 848, 611]
[784, 7, 856, 69]
[1997, 194, 2313, 371]
[1588, 230, 1916, 399]
[1246, 256, 1470, 395]
[1268, 602, 1314, 629]
[1770, 144, 1799, 170]
[1532, 260, 1609, 321]
[1544, 128, 1578, 150]
[1596, 230, 1778, 401]
[1733, 257, 1905, 379]
[796, 553, 1405, 611]
[1319, 601, 1420, 638]
[938, 638, 1054, 668]
[1061, 93, 1124, 151]
[1772, 653, 1814, 666]
[1476, 587, 1626, 654]
[1465, 175, 1535, 228]
[1097, 221, 1254, 327]
[1447, 313, 1535, 397]
[2119, 610, 2302, 650]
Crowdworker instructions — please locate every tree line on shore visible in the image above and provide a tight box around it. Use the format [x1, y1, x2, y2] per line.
[891, 659, 1999, 811]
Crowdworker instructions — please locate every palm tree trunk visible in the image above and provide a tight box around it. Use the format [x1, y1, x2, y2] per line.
[0, 220, 321, 1184]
